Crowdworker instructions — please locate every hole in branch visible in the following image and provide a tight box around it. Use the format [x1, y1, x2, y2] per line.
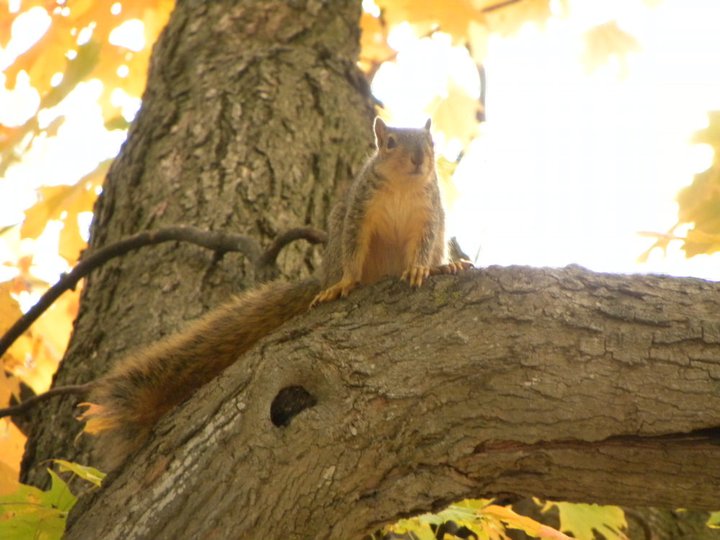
[270, 385, 317, 427]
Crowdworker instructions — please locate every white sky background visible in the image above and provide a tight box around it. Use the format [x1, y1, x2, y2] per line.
[372, 0, 720, 280]
[1, 0, 719, 289]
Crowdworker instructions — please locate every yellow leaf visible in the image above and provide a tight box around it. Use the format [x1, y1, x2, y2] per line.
[52, 459, 105, 487]
[4, 9, 75, 94]
[21, 161, 107, 261]
[483, 0, 553, 35]
[378, 0, 486, 41]
[542, 501, 628, 540]
[468, 20, 489, 62]
[0, 369, 20, 409]
[0, 282, 22, 336]
[29, 289, 77, 364]
[485, 504, 572, 539]
[21, 185, 71, 239]
[0, 460, 21, 496]
[427, 79, 482, 147]
[360, 12, 393, 68]
[683, 228, 720, 257]
[0, 419, 25, 484]
[582, 21, 641, 73]
[59, 217, 87, 266]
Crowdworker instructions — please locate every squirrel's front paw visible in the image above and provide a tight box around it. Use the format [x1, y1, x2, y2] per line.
[310, 280, 356, 308]
[402, 265, 430, 287]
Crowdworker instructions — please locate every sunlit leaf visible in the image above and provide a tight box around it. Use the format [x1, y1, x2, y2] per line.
[708, 511, 720, 529]
[44, 470, 76, 513]
[428, 79, 482, 147]
[0, 282, 23, 335]
[359, 12, 394, 70]
[583, 21, 641, 73]
[377, 0, 486, 41]
[467, 20, 489, 62]
[0, 461, 21, 497]
[0, 416, 25, 483]
[21, 160, 108, 262]
[542, 501, 628, 540]
[104, 115, 131, 131]
[692, 110, 720, 151]
[482, 0, 553, 35]
[0, 469, 74, 540]
[484, 504, 572, 539]
[0, 369, 21, 408]
[40, 40, 102, 110]
[381, 498, 569, 539]
[676, 110, 720, 258]
[683, 228, 720, 257]
[52, 460, 105, 488]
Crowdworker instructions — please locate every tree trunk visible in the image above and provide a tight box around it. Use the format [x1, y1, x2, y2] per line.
[21, 0, 374, 486]
[63, 266, 720, 539]
[18, 0, 720, 538]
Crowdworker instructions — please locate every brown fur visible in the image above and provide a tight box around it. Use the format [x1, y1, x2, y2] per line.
[85, 118, 465, 470]
[312, 117, 446, 304]
[88, 279, 319, 469]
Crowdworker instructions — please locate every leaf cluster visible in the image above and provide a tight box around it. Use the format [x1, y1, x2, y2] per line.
[0, 460, 104, 540]
[375, 498, 633, 540]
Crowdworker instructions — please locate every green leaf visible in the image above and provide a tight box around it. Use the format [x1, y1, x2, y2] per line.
[0, 477, 69, 540]
[44, 469, 77, 512]
[53, 459, 106, 488]
[708, 511, 720, 529]
[104, 115, 131, 131]
[40, 39, 103, 110]
[543, 501, 627, 540]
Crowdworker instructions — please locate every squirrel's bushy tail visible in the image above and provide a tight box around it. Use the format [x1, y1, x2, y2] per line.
[82, 278, 320, 470]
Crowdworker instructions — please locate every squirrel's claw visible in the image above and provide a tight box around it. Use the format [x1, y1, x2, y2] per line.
[402, 265, 430, 287]
[432, 259, 474, 276]
[310, 279, 356, 308]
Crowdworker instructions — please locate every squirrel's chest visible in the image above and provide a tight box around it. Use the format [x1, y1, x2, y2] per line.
[360, 185, 430, 281]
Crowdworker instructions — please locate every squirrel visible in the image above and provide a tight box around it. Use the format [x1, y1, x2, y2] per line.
[81, 117, 471, 470]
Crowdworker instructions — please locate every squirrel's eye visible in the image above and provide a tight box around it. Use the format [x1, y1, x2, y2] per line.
[386, 136, 397, 149]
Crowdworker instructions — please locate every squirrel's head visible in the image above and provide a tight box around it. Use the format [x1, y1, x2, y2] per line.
[373, 117, 435, 180]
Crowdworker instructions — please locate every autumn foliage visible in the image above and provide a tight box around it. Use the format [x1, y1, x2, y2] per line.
[1, 0, 720, 537]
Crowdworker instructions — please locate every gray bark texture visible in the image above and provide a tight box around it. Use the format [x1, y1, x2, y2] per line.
[63, 265, 720, 539]
[21, 0, 373, 486]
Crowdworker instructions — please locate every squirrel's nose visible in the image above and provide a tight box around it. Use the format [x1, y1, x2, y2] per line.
[411, 148, 424, 167]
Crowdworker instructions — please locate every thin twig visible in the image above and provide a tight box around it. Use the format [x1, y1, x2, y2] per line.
[481, 0, 523, 13]
[0, 225, 328, 417]
[257, 227, 328, 268]
[0, 383, 93, 418]
[0, 226, 261, 358]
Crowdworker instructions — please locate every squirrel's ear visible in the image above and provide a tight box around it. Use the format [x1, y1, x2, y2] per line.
[373, 117, 388, 146]
[424, 118, 432, 131]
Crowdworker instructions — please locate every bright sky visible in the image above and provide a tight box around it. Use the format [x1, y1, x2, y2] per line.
[372, 0, 720, 280]
[1, 0, 719, 291]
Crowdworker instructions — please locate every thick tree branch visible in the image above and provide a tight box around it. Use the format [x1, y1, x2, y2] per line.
[66, 266, 720, 540]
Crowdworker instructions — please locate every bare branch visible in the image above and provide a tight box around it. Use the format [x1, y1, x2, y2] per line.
[0, 226, 261, 358]
[257, 227, 328, 268]
[0, 383, 92, 418]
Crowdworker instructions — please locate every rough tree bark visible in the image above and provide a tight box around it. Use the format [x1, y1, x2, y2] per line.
[63, 266, 720, 539]
[17, 0, 720, 538]
[21, 0, 373, 485]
